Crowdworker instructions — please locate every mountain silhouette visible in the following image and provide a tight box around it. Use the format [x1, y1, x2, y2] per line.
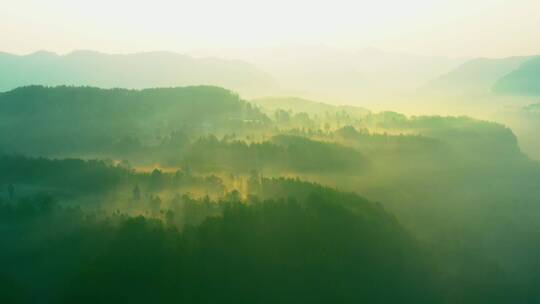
[0, 50, 278, 96]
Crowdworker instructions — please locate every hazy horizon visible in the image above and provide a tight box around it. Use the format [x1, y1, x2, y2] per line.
[0, 46, 529, 61]
[3, 0, 540, 58]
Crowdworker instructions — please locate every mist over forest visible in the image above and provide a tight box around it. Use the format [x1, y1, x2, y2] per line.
[2, 2, 540, 302]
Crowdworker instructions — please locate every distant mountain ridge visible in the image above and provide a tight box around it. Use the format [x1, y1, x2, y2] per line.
[421, 56, 532, 96]
[493, 56, 540, 96]
[0, 50, 278, 96]
[206, 45, 467, 102]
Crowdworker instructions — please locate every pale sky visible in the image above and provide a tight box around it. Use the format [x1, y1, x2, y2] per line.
[1, 0, 540, 58]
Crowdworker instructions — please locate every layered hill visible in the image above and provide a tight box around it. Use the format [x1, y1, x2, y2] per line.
[0, 85, 269, 156]
[0, 51, 278, 96]
[251, 96, 370, 117]
[421, 56, 531, 96]
[493, 56, 540, 96]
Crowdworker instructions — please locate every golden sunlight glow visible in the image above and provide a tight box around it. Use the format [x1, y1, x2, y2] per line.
[2, 0, 539, 57]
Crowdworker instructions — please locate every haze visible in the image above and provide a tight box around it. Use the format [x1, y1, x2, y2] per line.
[3, 0, 540, 58]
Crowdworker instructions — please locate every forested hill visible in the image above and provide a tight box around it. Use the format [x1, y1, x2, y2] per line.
[1, 85, 539, 302]
[0, 85, 269, 156]
[0, 50, 278, 96]
[0, 85, 261, 121]
[0, 155, 496, 304]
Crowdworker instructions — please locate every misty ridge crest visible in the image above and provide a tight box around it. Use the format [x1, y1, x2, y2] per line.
[2, 49, 540, 102]
[0, 50, 278, 96]
[420, 54, 540, 97]
[493, 56, 540, 96]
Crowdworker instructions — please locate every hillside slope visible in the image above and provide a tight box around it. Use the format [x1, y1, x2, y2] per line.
[493, 56, 540, 96]
[0, 85, 269, 156]
[422, 56, 531, 95]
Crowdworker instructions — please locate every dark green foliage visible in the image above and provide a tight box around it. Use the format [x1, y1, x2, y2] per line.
[0, 85, 269, 156]
[2, 188, 532, 303]
[0, 191, 441, 304]
[0, 155, 129, 194]
[0, 155, 227, 201]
